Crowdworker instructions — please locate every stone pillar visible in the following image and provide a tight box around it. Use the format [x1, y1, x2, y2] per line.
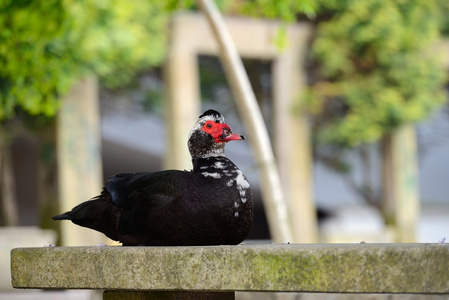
[272, 25, 317, 243]
[381, 124, 420, 242]
[57, 77, 105, 246]
[163, 16, 202, 170]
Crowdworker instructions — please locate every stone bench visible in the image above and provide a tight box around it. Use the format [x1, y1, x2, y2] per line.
[11, 243, 449, 299]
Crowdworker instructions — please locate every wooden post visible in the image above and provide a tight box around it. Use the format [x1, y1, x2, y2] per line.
[197, 0, 294, 242]
[381, 124, 420, 242]
[56, 77, 106, 246]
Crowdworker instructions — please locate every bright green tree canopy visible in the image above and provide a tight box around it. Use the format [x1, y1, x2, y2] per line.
[0, 0, 168, 120]
[307, 0, 447, 147]
[2, 0, 447, 141]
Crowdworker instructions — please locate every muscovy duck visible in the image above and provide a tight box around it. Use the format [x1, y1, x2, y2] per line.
[52, 109, 253, 246]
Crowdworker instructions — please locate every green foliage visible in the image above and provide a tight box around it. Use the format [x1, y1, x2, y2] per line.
[307, 0, 447, 147]
[237, 0, 316, 50]
[240, 0, 316, 21]
[0, 0, 168, 120]
[164, 0, 233, 12]
[435, 0, 449, 36]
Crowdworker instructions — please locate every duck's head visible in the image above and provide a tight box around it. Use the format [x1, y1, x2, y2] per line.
[188, 109, 245, 159]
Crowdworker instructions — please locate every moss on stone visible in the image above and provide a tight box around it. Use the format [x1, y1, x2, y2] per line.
[10, 244, 449, 294]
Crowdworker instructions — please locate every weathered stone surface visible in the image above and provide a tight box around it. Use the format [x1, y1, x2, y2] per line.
[10, 244, 449, 294]
[0, 227, 56, 291]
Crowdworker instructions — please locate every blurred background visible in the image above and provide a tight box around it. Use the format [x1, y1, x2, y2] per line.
[1, 0, 449, 299]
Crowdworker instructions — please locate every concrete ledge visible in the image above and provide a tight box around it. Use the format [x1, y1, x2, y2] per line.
[11, 244, 449, 294]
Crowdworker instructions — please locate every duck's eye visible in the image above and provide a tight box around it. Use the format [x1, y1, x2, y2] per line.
[206, 123, 212, 129]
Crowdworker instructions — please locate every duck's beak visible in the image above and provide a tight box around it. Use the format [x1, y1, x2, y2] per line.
[220, 124, 245, 142]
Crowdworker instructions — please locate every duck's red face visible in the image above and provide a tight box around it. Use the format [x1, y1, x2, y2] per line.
[201, 120, 245, 143]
